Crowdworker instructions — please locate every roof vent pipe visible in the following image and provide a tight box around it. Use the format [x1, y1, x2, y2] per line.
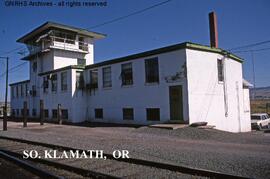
[208, 12, 218, 48]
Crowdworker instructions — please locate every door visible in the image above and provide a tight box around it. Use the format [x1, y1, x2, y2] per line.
[169, 85, 183, 121]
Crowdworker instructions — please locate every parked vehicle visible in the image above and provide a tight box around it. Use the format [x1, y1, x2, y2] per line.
[251, 113, 270, 130]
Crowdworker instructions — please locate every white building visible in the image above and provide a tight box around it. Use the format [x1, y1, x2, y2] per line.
[9, 21, 252, 132]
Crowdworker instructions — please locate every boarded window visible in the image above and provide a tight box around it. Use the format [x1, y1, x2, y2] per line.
[76, 71, 84, 89]
[146, 108, 160, 121]
[61, 109, 68, 119]
[95, 108, 103, 119]
[217, 59, 224, 82]
[123, 108, 134, 120]
[52, 109, 57, 118]
[90, 69, 98, 89]
[102, 67, 112, 88]
[51, 74, 57, 92]
[61, 72, 68, 91]
[121, 63, 133, 86]
[145, 57, 159, 83]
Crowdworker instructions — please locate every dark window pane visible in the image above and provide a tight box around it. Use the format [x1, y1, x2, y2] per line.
[145, 57, 159, 83]
[76, 71, 84, 89]
[44, 109, 49, 118]
[95, 108, 103, 119]
[123, 108, 134, 120]
[121, 63, 133, 86]
[102, 67, 112, 88]
[52, 109, 57, 118]
[61, 109, 68, 119]
[32, 109, 36, 116]
[146, 108, 160, 121]
[77, 58, 86, 66]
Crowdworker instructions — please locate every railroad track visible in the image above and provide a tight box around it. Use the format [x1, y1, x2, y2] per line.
[0, 136, 250, 179]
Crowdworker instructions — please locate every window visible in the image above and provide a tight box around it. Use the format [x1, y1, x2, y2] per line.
[16, 86, 19, 98]
[51, 74, 57, 92]
[121, 63, 133, 86]
[16, 109, 19, 116]
[61, 109, 68, 120]
[102, 67, 112, 88]
[145, 57, 159, 83]
[90, 69, 98, 88]
[43, 76, 49, 93]
[95, 108, 103, 119]
[217, 59, 224, 82]
[32, 109, 36, 116]
[25, 84, 28, 96]
[76, 71, 84, 89]
[123, 108, 134, 120]
[53, 31, 75, 44]
[52, 109, 57, 118]
[146, 108, 160, 121]
[21, 85, 24, 97]
[44, 109, 49, 118]
[21, 109, 24, 116]
[32, 61, 37, 72]
[77, 58, 86, 66]
[61, 72, 68, 91]
[78, 37, 88, 51]
[12, 109, 15, 116]
[54, 31, 65, 42]
[11, 87, 15, 98]
[66, 34, 76, 44]
[31, 85, 36, 96]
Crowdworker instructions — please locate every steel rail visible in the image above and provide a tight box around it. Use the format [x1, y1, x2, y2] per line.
[0, 150, 64, 179]
[0, 149, 120, 179]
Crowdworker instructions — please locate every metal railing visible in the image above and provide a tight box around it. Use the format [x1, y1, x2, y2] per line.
[27, 36, 89, 56]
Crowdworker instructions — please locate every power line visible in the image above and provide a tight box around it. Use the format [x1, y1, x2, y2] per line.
[0, 62, 27, 78]
[228, 40, 270, 51]
[0, 46, 26, 56]
[232, 47, 270, 53]
[87, 0, 173, 29]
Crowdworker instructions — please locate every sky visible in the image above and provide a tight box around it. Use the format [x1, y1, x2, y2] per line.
[0, 0, 270, 101]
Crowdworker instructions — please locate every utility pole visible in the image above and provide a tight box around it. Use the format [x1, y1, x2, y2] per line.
[251, 51, 256, 100]
[0, 56, 8, 131]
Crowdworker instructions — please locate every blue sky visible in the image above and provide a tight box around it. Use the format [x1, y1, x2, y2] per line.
[0, 0, 270, 101]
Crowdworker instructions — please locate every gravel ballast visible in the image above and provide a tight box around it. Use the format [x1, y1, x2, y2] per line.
[0, 120, 269, 178]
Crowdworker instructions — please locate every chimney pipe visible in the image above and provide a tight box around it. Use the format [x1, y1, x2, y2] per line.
[209, 12, 218, 48]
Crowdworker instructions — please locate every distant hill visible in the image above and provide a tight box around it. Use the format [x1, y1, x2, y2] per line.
[250, 86, 270, 100]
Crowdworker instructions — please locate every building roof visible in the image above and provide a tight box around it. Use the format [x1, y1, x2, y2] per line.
[17, 21, 106, 43]
[9, 80, 30, 86]
[243, 79, 253, 88]
[85, 42, 243, 69]
[38, 65, 85, 76]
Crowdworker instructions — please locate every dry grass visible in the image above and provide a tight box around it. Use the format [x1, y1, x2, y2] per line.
[250, 99, 270, 114]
